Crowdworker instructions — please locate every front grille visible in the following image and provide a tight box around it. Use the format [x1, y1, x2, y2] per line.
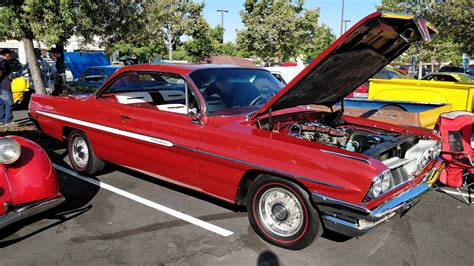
[390, 166, 411, 186]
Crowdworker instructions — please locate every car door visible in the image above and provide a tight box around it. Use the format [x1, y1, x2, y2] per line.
[97, 71, 204, 189]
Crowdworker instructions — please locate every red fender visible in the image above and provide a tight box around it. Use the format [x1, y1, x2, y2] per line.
[0, 165, 12, 216]
[1, 136, 60, 206]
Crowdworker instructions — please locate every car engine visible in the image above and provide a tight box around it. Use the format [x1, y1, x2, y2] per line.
[287, 121, 402, 155]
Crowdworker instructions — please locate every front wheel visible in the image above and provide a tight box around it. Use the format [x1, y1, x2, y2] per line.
[247, 176, 322, 250]
[68, 130, 105, 175]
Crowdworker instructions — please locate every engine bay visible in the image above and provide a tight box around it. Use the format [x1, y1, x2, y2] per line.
[258, 110, 421, 161]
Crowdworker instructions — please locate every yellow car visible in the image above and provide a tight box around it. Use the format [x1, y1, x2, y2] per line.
[421, 72, 474, 84]
[369, 75, 474, 112]
[11, 76, 30, 106]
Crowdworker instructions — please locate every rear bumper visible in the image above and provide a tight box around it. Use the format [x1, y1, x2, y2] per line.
[0, 195, 65, 229]
[312, 163, 442, 237]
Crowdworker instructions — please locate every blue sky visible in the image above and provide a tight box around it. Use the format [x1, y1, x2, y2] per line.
[201, 0, 381, 42]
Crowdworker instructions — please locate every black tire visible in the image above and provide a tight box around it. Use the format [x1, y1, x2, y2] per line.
[247, 175, 322, 250]
[68, 130, 105, 175]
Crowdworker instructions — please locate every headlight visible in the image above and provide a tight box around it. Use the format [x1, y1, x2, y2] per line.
[415, 141, 441, 174]
[381, 172, 391, 192]
[372, 176, 382, 198]
[0, 138, 21, 164]
[366, 171, 394, 202]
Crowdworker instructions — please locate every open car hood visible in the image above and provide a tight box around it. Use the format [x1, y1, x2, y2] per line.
[251, 12, 436, 119]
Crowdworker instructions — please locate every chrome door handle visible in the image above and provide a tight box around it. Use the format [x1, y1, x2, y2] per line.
[120, 115, 132, 123]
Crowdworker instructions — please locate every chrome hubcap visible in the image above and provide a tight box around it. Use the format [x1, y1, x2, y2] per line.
[258, 187, 303, 237]
[72, 137, 89, 168]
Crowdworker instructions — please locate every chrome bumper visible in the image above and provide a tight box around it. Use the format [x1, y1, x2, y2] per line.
[0, 196, 65, 229]
[312, 165, 442, 237]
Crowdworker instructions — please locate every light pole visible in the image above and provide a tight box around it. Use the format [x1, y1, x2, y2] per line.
[340, 0, 345, 36]
[217, 9, 229, 30]
[343, 19, 351, 33]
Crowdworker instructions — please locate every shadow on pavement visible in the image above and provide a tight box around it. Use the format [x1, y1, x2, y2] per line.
[257, 250, 280, 266]
[0, 150, 101, 247]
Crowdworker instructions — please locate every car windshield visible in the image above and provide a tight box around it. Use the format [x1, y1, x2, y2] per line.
[189, 68, 283, 115]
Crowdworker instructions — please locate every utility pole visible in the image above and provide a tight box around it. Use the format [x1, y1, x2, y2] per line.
[343, 19, 351, 33]
[216, 9, 229, 29]
[340, 0, 345, 36]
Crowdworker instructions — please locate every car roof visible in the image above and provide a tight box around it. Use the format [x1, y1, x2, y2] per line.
[113, 64, 253, 76]
[87, 65, 122, 70]
[425, 72, 474, 83]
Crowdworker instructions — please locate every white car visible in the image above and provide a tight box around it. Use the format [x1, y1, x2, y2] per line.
[264, 66, 306, 85]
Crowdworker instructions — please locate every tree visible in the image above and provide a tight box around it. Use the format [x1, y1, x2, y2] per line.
[299, 23, 335, 60]
[0, 0, 47, 94]
[211, 25, 224, 44]
[147, 0, 206, 61]
[378, 0, 473, 65]
[236, 0, 328, 63]
[0, 0, 144, 94]
[183, 17, 213, 62]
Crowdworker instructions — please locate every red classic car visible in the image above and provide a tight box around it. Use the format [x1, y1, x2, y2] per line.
[29, 12, 441, 249]
[0, 136, 64, 229]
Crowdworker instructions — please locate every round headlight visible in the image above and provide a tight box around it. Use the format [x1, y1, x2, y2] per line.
[381, 172, 391, 193]
[372, 176, 382, 198]
[0, 138, 21, 164]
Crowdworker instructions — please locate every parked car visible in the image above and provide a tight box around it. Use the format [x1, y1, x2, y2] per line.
[348, 65, 412, 98]
[438, 66, 474, 76]
[65, 65, 121, 93]
[0, 136, 64, 229]
[264, 66, 306, 85]
[369, 73, 474, 112]
[421, 72, 474, 84]
[28, 12, 442, 249]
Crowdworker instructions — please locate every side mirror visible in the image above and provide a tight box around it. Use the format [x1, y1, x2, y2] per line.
[191, 113, 202, 125]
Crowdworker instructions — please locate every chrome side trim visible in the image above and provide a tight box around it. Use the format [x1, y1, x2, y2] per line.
[320, 149, 372, 165]
[0, 196, 65, 229]
[35, 111, 345, 190]
[36, 111, 174, 147]
[174, 144, 346, 190]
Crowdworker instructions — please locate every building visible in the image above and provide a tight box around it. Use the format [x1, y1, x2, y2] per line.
[0, 36, 104, 64]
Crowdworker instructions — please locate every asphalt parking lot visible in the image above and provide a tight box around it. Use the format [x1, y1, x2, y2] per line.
[1, 111, 473, 265]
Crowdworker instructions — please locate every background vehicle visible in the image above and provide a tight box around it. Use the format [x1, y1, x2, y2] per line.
[348, 65, 412, 98]
[0, 136, 64, 229]
[265, 66, 306, 86]
[28, 12, 440, 250]
[421, 72, 474, 83]
[64, 51, 111, 81]
[438, 66, 474, 76]
[64, 65, 121, 93]
[368, 76, 474, 112]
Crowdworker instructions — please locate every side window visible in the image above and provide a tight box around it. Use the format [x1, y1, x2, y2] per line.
[83, 69, 104, 82]
[99, 72, 200, 115]
[271, 73, 287, 86]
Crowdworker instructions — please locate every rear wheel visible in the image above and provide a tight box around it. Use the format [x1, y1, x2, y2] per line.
[247, 175, 322, 250]
[68, 130, 105, 175]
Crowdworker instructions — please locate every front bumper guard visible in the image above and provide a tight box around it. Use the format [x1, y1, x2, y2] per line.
[0, 196, 65, 229]
[312, 165, 442, 237]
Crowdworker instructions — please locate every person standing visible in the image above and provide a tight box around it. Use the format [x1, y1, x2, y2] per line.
[0, 49, 14, 125]
[47, 48, 57, 94]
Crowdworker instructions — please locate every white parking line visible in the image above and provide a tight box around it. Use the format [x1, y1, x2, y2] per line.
[53, 164, 234, 237]
[438, 188, 472, 198]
